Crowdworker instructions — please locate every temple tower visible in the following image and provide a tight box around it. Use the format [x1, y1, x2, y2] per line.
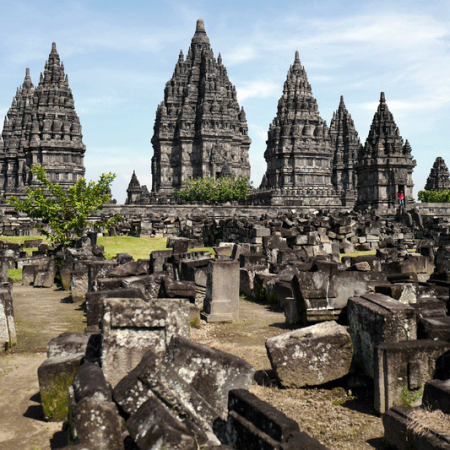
[125, 171, 142, 204]
[0, 43, 85, 199]
[151, 19, 251, 198]
[258, 52, 339, 207]
[330, 95, 361, 207]
[355, 92, 416, 211]
[424, 157, 450, 191]
[0, 68, 35, 197]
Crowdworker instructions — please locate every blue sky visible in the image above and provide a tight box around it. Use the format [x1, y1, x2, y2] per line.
[1, 0, 450, 203]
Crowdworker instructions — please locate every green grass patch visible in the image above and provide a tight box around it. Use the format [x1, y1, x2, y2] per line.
[8, 268, 22, 282]
[98, 236, 168, 260]
[339, 249, 376, 261]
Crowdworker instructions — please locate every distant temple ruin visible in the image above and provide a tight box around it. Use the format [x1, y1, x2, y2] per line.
[149, 19, 251, 201]
[424, 157, 450, 191]
[355, 92, 416, 211]
[0, 43, 85, 200]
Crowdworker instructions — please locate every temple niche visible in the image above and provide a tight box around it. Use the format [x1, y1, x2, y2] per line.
[150, 19, 251, 201]
[330, 96, 361, 207]
[253, 52, 340, 207]
[0, 43, 85, 200]
[355, 92, 416, 212]
[424, 157, 450, 191]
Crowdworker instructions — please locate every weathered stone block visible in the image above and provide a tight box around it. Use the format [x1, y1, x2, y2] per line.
[87, 259, 119, 291]
[225, 389, 305, 450]
[239, 265, 269, 299]
[71, 396, 124, 450]
[348, 293, 417, 378]
[0, 286, 16, 350]
[126, 397, 206, 450]
[85, 288, 145, 328]
[47, 332, 90, 359]
[167, 335, 255, 418]
[113, 349, 219, 431]
[101, 298, 168, 387]
[38, 353, 83, 421]
[71, 270, 89, 303]
[266, 321, 353, 388]
[422, 379, 450, 414]
[383, 406, 450, 450]
[203, 260, 239, 323]
[374, 340, 450, 413]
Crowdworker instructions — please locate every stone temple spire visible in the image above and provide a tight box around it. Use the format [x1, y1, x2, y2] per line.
[425, 157, 450, 191]
[257, 52, 339, 207]
[330, 95, 361, 207]
[355, 92, 416, 211]
[0, 43, 86, 199]
[125, 171, 143, 204]
[150, 19, 251, 199]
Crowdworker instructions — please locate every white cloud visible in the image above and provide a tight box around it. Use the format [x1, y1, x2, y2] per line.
[236, 80, 279, 101]
[224, 45, 258, 66]
[249, 123, 267, 142]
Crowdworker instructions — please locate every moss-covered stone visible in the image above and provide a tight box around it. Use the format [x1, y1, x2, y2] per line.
[38, 354, 83, 421]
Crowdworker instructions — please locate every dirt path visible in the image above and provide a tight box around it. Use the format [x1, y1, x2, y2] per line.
[0, 285, 85, 450]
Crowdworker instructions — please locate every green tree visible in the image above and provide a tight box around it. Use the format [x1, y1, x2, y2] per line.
[8, 165, 120, 245]
[174, 176, 252, 204]
[418, 190, 450, 203]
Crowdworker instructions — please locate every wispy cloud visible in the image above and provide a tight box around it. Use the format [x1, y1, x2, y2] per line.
[237, 80, 279, 101]
[249, 123, 267, 142]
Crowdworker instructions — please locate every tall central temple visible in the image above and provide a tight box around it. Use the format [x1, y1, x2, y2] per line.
[150, 19, 251, 199]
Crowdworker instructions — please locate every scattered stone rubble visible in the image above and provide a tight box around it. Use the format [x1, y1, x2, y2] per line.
[1, 207, 450, 448]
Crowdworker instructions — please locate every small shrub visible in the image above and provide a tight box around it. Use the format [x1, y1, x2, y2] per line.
[400, 385, 423, 407]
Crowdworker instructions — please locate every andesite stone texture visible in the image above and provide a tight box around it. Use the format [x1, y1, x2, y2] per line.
[0, 43, 85, 200]
[265, 321, 353, 388]
[255, 51, 340, 208]
[355, 92, 416, 212]
[330, 95, 362, 207]
[148, 18, 251, 202]
[424, 156, 450, 191]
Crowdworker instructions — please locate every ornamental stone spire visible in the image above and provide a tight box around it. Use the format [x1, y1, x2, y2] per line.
[330, 95, 361, 207]
[256, 52, 339, 207]
[125, 170, 143, 204]
[150, 19, 251, 200]
[355, 92, 416, 211]
[425, 157, 450, 191]
[0, 43, 86, 199]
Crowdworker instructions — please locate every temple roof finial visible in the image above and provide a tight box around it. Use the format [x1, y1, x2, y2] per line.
[380, 91, 386, 103]
[295, 51, 300, 63]
[51, 42, 57, 54]
[191, 18, 210, 45]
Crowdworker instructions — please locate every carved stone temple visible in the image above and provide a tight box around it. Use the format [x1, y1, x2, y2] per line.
[355, 92, 416, 212]
[0, 43, 85, 200]
[252, 52, 341, 207]
[424, 157, 450, 191]
[330, 95, 361, 207]
[149, 18, 251, 201]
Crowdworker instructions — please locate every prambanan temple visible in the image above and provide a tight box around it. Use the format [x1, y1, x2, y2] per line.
[0, 43, 85, 200]
[131, 19, 420, 212]
[1, 19, 447, 212]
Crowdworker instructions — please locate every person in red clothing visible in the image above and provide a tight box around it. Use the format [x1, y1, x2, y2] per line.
[398, 191, 405, 209]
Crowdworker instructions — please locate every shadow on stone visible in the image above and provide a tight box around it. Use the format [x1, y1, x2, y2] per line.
[253, 369, 278, 388]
